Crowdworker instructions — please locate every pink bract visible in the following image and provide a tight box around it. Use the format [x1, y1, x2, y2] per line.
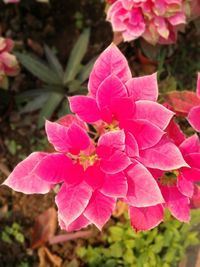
[3, 44, 191, 232]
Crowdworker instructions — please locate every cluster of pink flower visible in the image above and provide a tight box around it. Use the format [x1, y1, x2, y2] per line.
[106, 0, 193, 44]
[0, 37, 19, 89]
[3, 44, 200, 232]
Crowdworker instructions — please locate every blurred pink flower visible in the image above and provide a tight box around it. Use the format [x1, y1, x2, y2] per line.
[0, 37, 19, 88]
[107, 0, 189, 44]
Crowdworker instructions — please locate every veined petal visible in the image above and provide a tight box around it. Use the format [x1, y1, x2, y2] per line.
[140, 137, 188, 171]
[184, 153, 200, 169]
[179, 134, 200, 155]
[125, 132, 139, 158]
[96, 74, 127, 111]
[100, 172, 128, 198]
[125, 162, 164, 207]
[98, 130, 125, 151]
[125, 119, 164, 150]
[56, 181, 92, 228]
[35, 153, 74, 184]
[129, 204, 164, 231]
[69, 96, 101, 123]
[3, 152, 51, 194]
[84, 191, 116, 230]
[67, 123, 91, 154]
[58, 214, 90, 232]
[126, 73, 158, 101]
[161, 186, 190, 222]
[177, 174, 194, 198]
[188, 106, 200, 132]
[88, 44, 131, 97]
[100, 150, 131, 174]
[135, 100, 174, 130]
[57, 114, 87, 130]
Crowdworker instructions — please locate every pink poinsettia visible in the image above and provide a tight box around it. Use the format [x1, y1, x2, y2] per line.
[106, 0, 190, 44]
[131, 122, 200, 232]
[3, 44, 190, 233]
[0, 37, 20, 89]
[187, 74, 200, 132]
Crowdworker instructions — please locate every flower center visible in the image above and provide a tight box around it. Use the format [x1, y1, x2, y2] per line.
[79, 153, 99, 169]
[105, 120, 119, 131]
[158, 171, 178, 186]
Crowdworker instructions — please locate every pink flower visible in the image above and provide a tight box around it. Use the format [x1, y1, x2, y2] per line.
[132, 124, 200, 232]
[3, 44, 189, 232]
[106, 0, 189, 44]
[0, 37, 20, 88]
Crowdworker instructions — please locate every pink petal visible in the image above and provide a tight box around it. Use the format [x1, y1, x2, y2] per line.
[34, 153, 74, 184]
[67, 123, 91, 154]
[130, 204, 164, 231]
[126, 73, 158, 101]
[125, 119, 164, 150]
[84, 191, 116, 230]
[57, 114, 87, 130]
[84, 164, 105, 190]
[69, 96, 101, 123]
[181, 167, 200, 183]
[111, 97, 136, 124]
[125, 132, 139, 158]
[179, 134, 200, 155]
[166, 119, 186, 146]
[46, 120, 69, 152]
[100, 172, 128, 198]
[184, 153, 200, 169]
[187, 105, 200, 132]
[135, 101, 174, 130]
[125, 162, 164, 207]
[140, 137, 188, 170]
[3, 152, 52, 194]
[56, 182, 92, 228]
[59, 214, 90, 232]
[100, 150, 131, 174]
[97, 130, 125, 151]
[96, 74, 127, 111]
[88, 44, 131, 97]
[177, 174, 194, 198]
[161, 186, 190, 222]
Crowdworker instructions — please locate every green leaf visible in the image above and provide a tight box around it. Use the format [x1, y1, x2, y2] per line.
[64, 28, 90, 84]
[38, 92, 63, 128]
[77, 56, 97, 83]
[15, 52, 62, 85]
[20, 94, 49, 113]
[44, 45, 64, 79]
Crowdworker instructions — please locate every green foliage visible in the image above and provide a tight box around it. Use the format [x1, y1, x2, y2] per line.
[77, 210, 200, 267]
[15, 28, 93, 128]
[1, 223, 25, 244]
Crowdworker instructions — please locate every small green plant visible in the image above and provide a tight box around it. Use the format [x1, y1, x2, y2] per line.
[77, 210, 200, 267]
[15, 28, 96, 128]
[5, 139, 22, 156]
[1, 222, 25, 244]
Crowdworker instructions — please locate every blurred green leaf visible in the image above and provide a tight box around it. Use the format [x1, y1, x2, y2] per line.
[64, 28, 90, 84]
[20, 94, 49, 113]
[77, 56, 97, 83]
[15, 52, 62, 85]
[44, 45, 64, 79]
[38, 92, 63, 128]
